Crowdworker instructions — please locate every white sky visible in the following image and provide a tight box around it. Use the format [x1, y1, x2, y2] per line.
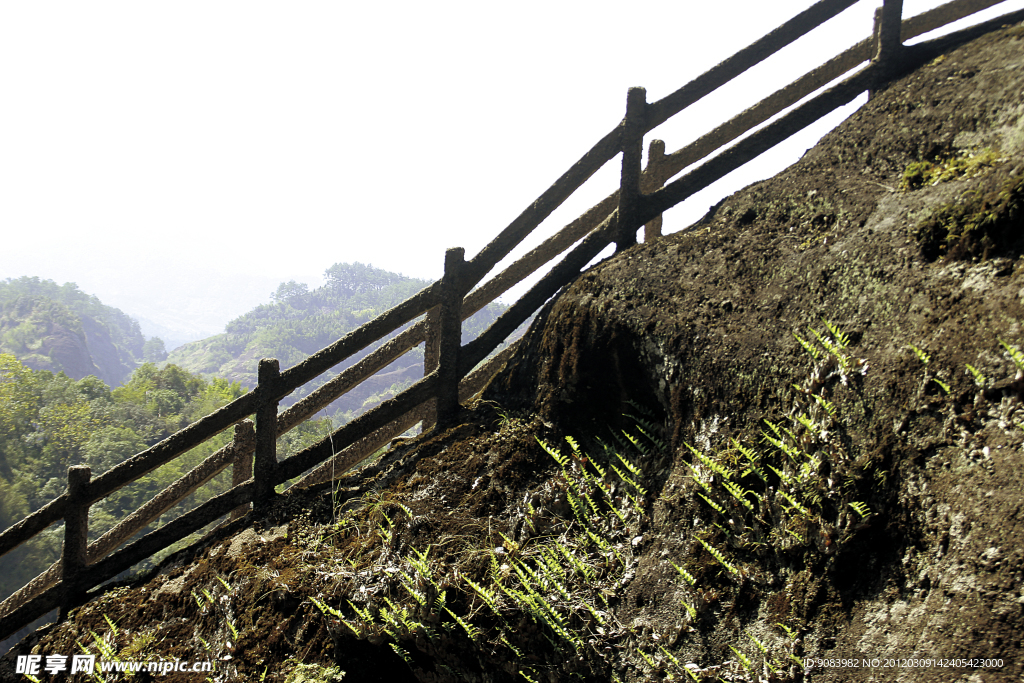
[1, 1, 1021, 342]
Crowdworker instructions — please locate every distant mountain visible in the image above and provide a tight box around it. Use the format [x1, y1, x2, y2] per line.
[132, 314, 217, 355]
[0, 277, 149, 387]
[167, 262, 511, 421]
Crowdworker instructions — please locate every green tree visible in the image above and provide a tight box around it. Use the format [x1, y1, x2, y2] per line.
[142, 337, 168, 362]
[0, 354, 39, 438]
[185, 377, 247, 423]
[272, 280, 310, 307]
[37, 402, 103, 456]
[0, 353, 255, 602]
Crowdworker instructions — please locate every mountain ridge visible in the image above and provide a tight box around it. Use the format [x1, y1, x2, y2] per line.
[0, 278, 145, 388]
[167, 261, 511, 421]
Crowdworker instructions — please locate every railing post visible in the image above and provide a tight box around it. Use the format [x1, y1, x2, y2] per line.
[230, 420, 255, 521]
[253, 358, 280, 511]
[422, 307, 441, 431]
[617, 86, 647, 253]
[435, 247, 465, 428]
[871, 0, 904, 96]
[642, 138, 667, 242]
[60, 465, 90, 620]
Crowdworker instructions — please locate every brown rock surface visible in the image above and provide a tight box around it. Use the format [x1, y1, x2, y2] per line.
[5, 19, 1024, 683]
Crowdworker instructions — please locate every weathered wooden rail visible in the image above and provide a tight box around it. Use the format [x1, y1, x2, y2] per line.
[0, 0, 1020, 643]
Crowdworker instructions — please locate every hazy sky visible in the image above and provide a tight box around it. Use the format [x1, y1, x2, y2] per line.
[1, 1, 1020, 343]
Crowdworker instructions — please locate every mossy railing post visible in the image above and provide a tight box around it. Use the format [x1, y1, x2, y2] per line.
[616, 86, 647, 253]
[230, 420, 255, 521]
[253, 358, 280, 512]
[871, 0, 905, 97]
[422, 306, 441, 432]
[435, 247, 466, 428]
[642, 138, 667, 241]
[60, 465, 90, 620]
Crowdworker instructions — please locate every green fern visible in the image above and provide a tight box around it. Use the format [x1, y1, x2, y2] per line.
[811, 325, 851, 372]
[672, 562, 697, 586]
[965, 363, 987, 387]
[697, 537, 738, 575]
[778, 490, 810, 517]
[103, 614, 119, 638]
[849, 501, 871, 518]
[1000, 338, 1024, 372]
[908, 344, 931, 366]
[636, 647, 659, 671]
[445, 607, 482, 642]
[697, 492, 727, 516]
[685, 443, 735, 481]
[813, 393, 838, 418]
[730, 645, 755, 675]
[536, 436, 569, 469]
[793, 332, 821, 360]
[722, 479, 756, 512]
[821, 319, 851, 349]
[390, 642, 414, 666]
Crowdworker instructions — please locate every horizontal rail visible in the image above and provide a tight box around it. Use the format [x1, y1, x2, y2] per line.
[465, 193, 621, 314]
[292, 338, 523, 490]
[464, 125, 624, 291]
[276, 281, 440, 393]
[279, 200, 618, 434]
[3, 366, 453, 626]
[277, 323, 430, 434]
[901, 5, 1024, 57]
[0, 422, 257, 620]
[645, 0, 860, 131]
[0, 198, 610, 596]
[85, 393, 257, 506]
[652, 0, 1008, 192]
[654, 38, 873, 188]
[88, 421, 256, 565]
[0, 564, 59, 637]
[0, 495, 68, 560]
[0, 583, 61, 649]
[0, 281, 442, 562]
[292, 401, 434, 491]
[902, 0, 1007, 40]
[461, 3, 862, 288]
[85, 480, 256, 593]
[0, 0, 903, 567]
[461, 216, 618, 375]
[643, 1, 1021, 223]
[274, 372, 441, 485]
[641, 63, 877, 222]
[0, 480, 256, 643]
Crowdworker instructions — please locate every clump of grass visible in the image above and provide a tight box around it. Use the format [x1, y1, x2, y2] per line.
[899, 147, 1002, 191]
[914, 174, 1024, 261]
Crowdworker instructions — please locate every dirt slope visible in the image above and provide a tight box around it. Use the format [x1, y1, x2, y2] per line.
[5, 20, 1024, 683]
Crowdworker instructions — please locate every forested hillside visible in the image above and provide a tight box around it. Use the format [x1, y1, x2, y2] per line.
[0, 263, 510, 646]
[0, 354, 329, 630]
[0, 278, 157, 388]
[168, 262, 511, 421]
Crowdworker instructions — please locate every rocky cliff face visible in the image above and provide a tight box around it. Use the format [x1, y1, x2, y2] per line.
[0, 293, 140, 388]
[5, 21, 1024, 683]
[486, 23, 1024, 677]
[77, 313, 139, 389]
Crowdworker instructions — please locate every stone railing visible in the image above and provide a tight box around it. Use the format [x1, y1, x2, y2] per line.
[0, 0, 1019, 644]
